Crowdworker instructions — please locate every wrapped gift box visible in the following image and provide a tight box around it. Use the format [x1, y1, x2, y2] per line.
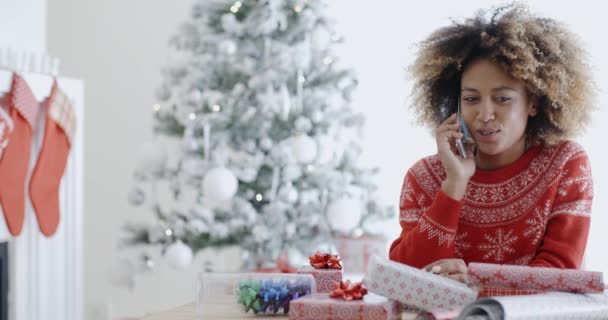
[468, 263, 605, 293]
[335, 235, 387, 274]
[363, 255, 477, 311]
[289, 293, 401, 320]
[297, 265, 342, 293]
[197, 272, 316, 317]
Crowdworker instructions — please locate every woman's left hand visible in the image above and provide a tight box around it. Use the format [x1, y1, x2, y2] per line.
[423, 258, 469, 285]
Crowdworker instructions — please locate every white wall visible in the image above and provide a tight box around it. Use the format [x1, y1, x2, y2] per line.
[0, 0, 46, 52]
[47, 1, 200, 318]
[47, 0, 608, 318]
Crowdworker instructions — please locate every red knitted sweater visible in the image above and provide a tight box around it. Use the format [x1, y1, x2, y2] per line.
[389, 140, 593, 270]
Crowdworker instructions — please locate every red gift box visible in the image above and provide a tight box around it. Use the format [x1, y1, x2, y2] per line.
[297, 265, 342, 293]
[289, 293, 401, 320]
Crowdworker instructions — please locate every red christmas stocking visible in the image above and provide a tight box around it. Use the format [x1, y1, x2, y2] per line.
[0, 74, 39, 236]
[29, 81, 76, 237]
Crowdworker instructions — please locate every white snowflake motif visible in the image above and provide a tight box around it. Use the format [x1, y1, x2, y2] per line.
[557, 164, 592, 198]
[400, 179, 415, 206]
[479, 228, 518, 262]
[416, 194, 430, 213]
[469, 187, 488, 203]
[523, 200, 551, 246]
[503, 182, 519, 198]
[488, 187, 505, 202]
[454, 232, 471, 258]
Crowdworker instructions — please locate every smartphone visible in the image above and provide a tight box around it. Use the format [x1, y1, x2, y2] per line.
[455, 97, 474, 159]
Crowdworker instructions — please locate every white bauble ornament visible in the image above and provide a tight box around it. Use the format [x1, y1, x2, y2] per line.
[311, 110, 323, 123]
[259, 138, 273, 151]
[188, 89, 202, 103]
[164, 241, 193, 270]
[290, 134, 317, 163]
[294, 117, 312, 133]
[107, 257, 135, 289]
[219, 39, 237, 55]
[278, 183, 298, 204]
[202, 167, 238, 202]
[326, 197, 362, 234]
[139, 142, 167, 173]
[315, 135, 336, 165]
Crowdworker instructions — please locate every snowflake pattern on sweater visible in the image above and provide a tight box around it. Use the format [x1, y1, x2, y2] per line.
[389, 140, 593, 269]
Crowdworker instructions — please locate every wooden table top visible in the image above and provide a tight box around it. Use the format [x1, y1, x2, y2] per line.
[140, 302, 420, 320]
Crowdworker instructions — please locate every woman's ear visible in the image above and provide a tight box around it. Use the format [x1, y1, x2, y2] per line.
[528, 95, 538, 117]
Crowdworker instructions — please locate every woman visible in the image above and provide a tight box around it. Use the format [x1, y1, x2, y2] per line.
[389, 3, 595, 285]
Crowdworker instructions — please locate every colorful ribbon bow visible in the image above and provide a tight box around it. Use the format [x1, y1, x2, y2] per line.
[309, 251, 343, 270]
[329, 280, 368, 301]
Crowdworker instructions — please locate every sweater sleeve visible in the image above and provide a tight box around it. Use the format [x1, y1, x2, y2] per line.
[389, 165, 464, 268]
[528, 147, 593, 269]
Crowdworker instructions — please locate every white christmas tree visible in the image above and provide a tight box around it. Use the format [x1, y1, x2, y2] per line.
[122, 0, 394, 272]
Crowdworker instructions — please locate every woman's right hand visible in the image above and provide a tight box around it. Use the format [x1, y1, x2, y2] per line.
[435, 114, 475, 199]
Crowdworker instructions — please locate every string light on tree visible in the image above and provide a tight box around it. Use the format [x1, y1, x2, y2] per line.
[212, 104, 221, 112]
[230, 1, 242, 13]
[153, 104, 161, 112]
[255, 193, 264, 202]
[188, 113, 196, 120]
[165, 228, 173, 237]
[323, 56, 334, 65]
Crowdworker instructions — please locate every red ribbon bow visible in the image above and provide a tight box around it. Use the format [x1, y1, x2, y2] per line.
[309, 251, 343, 270]
[329, 280, 368, 301]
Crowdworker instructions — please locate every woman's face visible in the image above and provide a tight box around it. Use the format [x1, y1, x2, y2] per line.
[460, 58, 537, 158]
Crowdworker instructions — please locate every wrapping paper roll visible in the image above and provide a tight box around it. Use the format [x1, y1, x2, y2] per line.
[468, 263, 604, 293]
